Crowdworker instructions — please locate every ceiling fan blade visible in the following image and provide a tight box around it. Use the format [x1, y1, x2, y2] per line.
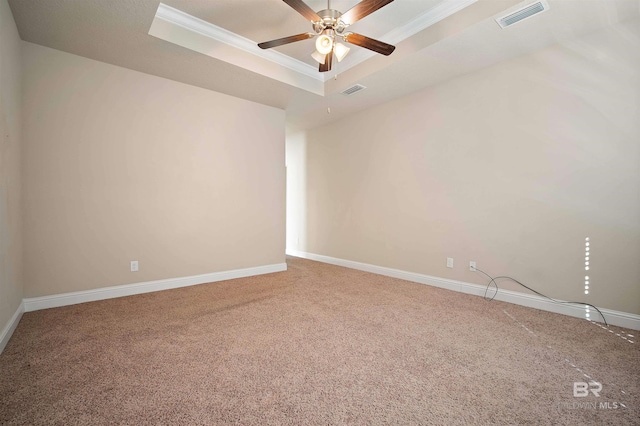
[319, 53, 333, 72]
[258, 33, 315, 49]
[283, 0, 322, 22]
[340, 0, 394, 25]
[344, 33, 395, 56]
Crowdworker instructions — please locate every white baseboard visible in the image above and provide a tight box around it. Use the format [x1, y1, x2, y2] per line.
[0, 302, 24, 354]
[23, 263, 287, 313]
[286, 249, 640, 331]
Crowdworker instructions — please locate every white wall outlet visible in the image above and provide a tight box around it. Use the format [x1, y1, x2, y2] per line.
[130, 260, 139, 272]
[469, 261, 476, 271]
[446, 257, 454, 268]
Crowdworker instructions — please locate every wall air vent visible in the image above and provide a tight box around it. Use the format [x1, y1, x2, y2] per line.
[496, 0, 549, 29]
[341, 84, 367, 96]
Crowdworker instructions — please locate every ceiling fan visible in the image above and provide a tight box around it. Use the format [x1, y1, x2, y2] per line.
[258, 0, 396, 72]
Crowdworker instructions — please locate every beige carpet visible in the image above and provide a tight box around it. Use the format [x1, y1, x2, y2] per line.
[1, 256, 638, 425]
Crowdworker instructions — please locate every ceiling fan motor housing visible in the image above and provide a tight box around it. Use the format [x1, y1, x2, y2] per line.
[316, 9, 346, 34]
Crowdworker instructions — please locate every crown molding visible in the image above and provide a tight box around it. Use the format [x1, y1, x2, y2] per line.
[153, 0, 478, 85]
[330, 0, 478, 77]
[154, 3, 322, 81]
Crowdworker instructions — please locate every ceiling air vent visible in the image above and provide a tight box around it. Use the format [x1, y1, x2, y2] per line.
[341, 84, 367, 96]
[496, 0, 549, 29]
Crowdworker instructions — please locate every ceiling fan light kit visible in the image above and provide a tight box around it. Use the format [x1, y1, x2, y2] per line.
[258, 0, 396, 72]
[316, 30, 334, 55]
[311, 50, 326, 64]
[334, 43, 350, 62]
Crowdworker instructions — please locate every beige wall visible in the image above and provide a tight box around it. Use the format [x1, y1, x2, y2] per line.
[0, 0, 23, 336]
[22, 42, 285, 297]
[292, 20, 640, 315]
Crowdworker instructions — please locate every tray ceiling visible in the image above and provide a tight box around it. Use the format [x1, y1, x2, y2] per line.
[8, 0, 640, 131]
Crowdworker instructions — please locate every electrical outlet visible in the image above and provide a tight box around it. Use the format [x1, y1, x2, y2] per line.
[446, 257, 454, 268]
[130, 260, 139, 272]
[469, 261, 476, 272]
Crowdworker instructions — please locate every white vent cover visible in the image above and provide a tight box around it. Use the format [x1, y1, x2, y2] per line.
[341, 84, 367, 96]
[495, 0, 549, 28]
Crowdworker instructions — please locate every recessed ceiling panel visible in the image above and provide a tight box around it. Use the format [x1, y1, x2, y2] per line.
[165, 0, 447, 68]
[151, 0, 477, 89]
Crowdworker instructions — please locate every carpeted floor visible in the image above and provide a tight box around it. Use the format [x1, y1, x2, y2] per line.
[1, 256, 638, 425]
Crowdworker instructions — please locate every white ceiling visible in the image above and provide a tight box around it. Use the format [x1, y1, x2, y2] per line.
[8, 0, 640, 132]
